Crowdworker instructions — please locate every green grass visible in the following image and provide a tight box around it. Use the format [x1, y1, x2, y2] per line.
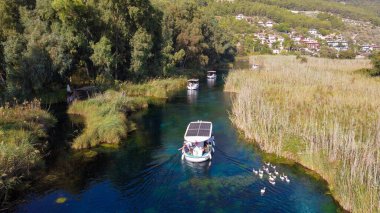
[119, 77, 188, 98]
[0, 99, 56, 202]
[69, 78, 187, 149]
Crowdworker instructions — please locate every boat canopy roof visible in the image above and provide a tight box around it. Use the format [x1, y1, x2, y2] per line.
[207, 71, 216, 73]
[188, 79, 199, 82]
[184, 121, 213, 143]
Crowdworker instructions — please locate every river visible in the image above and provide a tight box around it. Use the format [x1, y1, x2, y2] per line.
[13, 68, 340, 212]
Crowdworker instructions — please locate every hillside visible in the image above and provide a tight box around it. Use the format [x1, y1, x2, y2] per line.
[200, 0, 380, 57]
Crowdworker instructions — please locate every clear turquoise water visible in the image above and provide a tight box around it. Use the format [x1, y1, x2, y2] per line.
[15, 76, 340, 213]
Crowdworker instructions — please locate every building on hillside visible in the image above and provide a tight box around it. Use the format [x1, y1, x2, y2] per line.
[272, 49, 281, 54]
[258, 21, 265, 27]
[291, 36, 303, 44]
[308, 29, 318, 35]
[265, 21, 273, 28]
[301, 38, 320, 50]
[254, 33, 266, 43]
[268, 35, 276, 43]
[236, 14, 244, 20]
[361, 44, 380, 53]
[361, 44, 373, 52]
[327, 39, 349, 51]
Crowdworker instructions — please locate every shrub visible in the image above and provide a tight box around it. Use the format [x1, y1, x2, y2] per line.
[0, 99, 56, 202]
[370, 51, 380, 76]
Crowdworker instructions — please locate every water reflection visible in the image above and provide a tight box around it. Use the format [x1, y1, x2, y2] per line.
[207, 79, 216, 88]
[187, 89, 198, 104]
[182, 160, 211, 176]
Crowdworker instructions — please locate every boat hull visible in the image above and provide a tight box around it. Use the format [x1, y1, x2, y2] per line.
[207, 75, 216, 79]
[184, 152, 211, 162]
[187, 84, 199, 90]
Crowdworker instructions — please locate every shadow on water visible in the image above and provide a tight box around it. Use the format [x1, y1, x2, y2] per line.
[11, 66, 341, 213]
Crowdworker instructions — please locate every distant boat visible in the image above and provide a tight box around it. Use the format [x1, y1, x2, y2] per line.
[207, 71, 217, 79]
[251, 64, 260, 70]
[181, 121, 215, 163]
[187, 79, 199, 90]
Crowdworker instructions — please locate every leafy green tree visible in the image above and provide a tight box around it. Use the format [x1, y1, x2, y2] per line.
[90, 36, 114, 77]
[320, 46, 338, 59]
[339, 49, 356, 59]
[3, 34, 27, 97]
[370, 51, 380, 76]
[130, 28, 153, 76]
[274, 23, 291, 33]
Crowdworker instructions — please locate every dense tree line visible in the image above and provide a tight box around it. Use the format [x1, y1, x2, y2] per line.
[0, 0, 234, 100]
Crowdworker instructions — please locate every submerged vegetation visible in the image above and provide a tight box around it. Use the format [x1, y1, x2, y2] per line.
[0, 100, 56, 202]
[68, 78, 187, 149]
[225, 55, 379, 212]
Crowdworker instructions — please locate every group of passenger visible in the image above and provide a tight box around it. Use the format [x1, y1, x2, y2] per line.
[183, 141, 210, 156]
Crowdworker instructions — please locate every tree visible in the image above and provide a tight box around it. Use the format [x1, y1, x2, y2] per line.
[274, 23, 291, 33]
[130, 28, 153, 76]
[3, 34, 27, 96]
[320, 46, 338, 59]
[370, 51, 380, 76]
[90, 36, 114, 77]
[339, 49, 356, 59]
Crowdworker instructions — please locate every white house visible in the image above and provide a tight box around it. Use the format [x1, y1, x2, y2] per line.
[308, 29, 318, 35]
[327, 39, 349, 51]
[265, 21, 273, 28]
[236, 14, 244, 20]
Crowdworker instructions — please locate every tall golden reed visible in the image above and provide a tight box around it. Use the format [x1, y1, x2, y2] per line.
[225, 55, 379, 212]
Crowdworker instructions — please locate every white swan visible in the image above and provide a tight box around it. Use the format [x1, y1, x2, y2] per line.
[253, 169, 258, 175]
[269, 180, 276, 185]
[285, 177, 290, 183]
[261, 187, 266, 195]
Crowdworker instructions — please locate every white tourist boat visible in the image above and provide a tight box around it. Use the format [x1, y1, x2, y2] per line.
[187, 79, 199, 90]
[207, 71, 217, 79]
[181, 121, 215, 162]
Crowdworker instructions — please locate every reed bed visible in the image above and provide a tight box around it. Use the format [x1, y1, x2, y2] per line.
[0, 100, 56, 202]
[225, 55, 379, 212]
[69, 78, 187, 149]
[119, 77, 187, 98]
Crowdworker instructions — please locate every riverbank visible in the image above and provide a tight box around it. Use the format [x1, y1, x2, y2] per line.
[68, 78, 187, 149]
[0, 100, 56, 203]
[225, 55, 379, 212]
